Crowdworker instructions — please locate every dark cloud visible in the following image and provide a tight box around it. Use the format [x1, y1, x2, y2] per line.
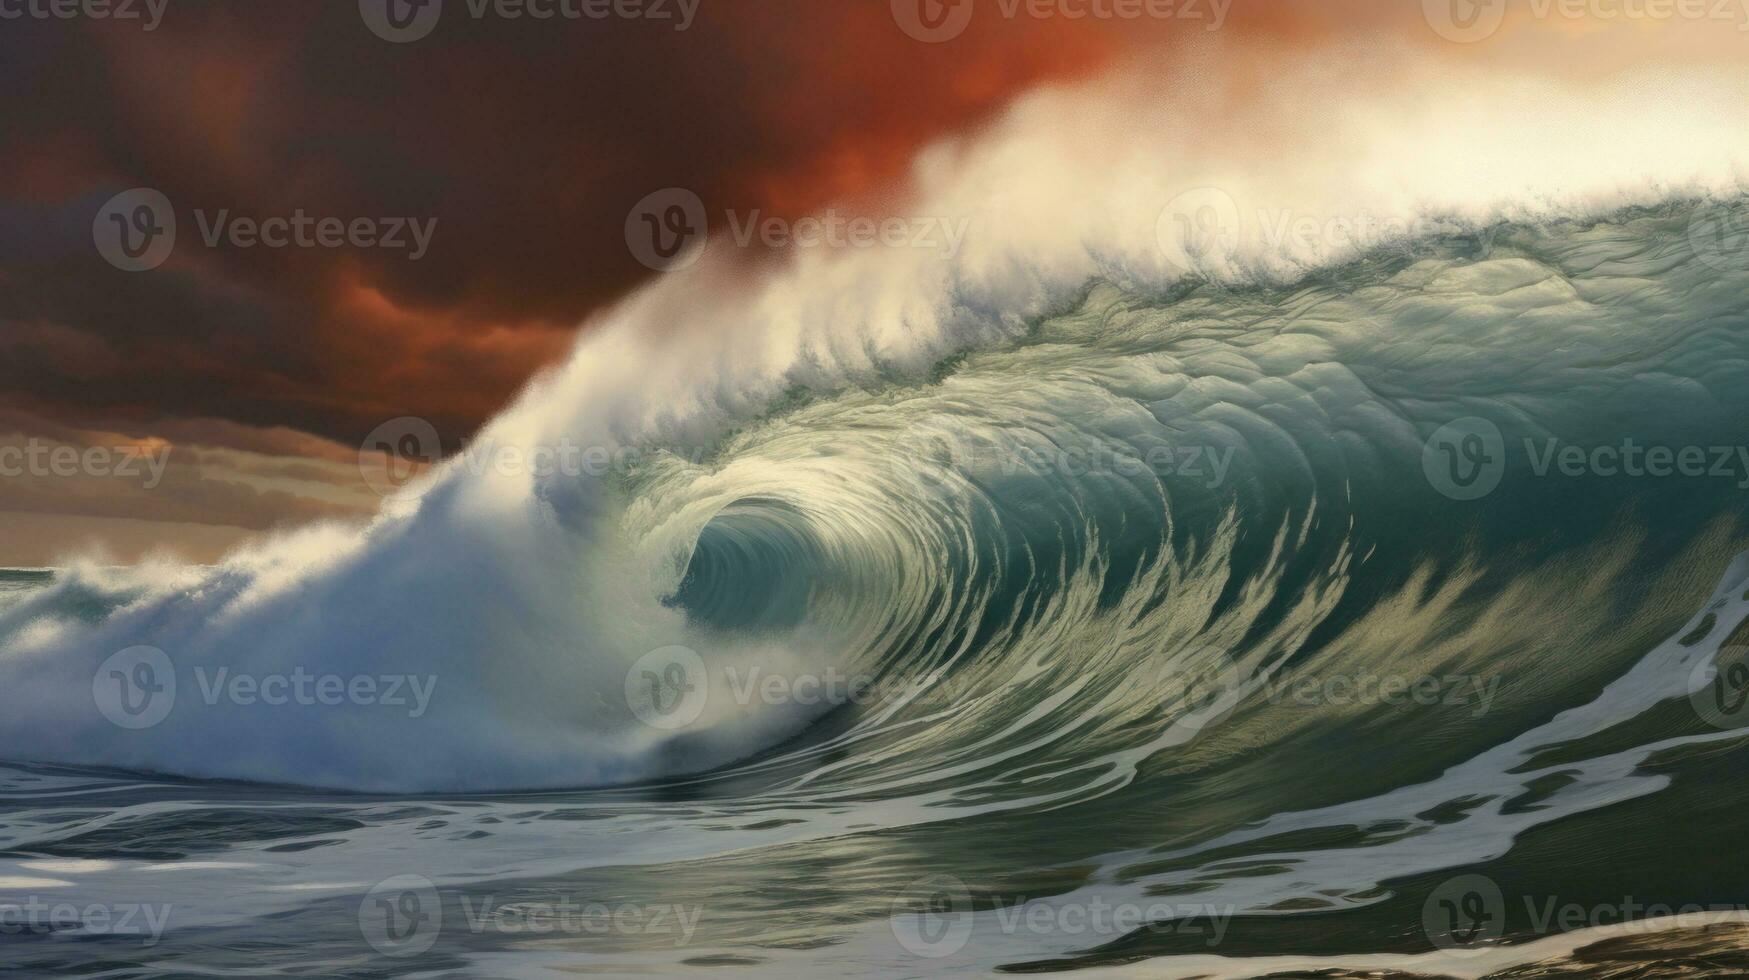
[1, 0, 1419, 550]
[0, 0, 1140, 451]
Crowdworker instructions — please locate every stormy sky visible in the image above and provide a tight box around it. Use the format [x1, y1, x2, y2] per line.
[0, 0, 1721, 564]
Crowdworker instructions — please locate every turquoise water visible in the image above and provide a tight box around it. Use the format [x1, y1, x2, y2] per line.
[3, 203, 1749, 977]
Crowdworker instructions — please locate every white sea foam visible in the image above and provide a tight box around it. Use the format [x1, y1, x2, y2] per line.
[2, 41, 1749, 795]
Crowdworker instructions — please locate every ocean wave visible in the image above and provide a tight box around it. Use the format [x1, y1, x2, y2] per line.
[4, 48, 1749, 804]
[1, 198, 1747, 801]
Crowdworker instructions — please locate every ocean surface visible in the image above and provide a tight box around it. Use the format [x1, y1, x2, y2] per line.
[4, 202, 1749, 976]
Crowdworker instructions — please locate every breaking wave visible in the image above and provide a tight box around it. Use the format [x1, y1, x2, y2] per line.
[7, 45, 1749, 974]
